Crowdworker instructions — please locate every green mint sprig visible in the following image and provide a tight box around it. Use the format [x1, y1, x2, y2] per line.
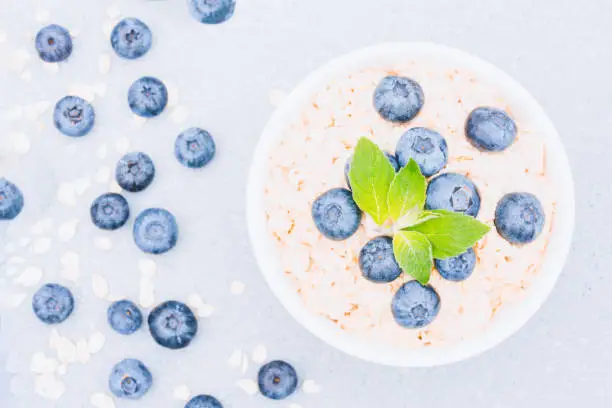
[348, 137, 396, 225]
[348, 137, 490, 284]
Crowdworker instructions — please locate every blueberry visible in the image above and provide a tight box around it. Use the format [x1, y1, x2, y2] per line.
[391, 280, 441, 329]
[257, 360, 298, 400]
[311, 188, 362, 241]
[148, 301, 197, 349]
[90, 193, 129, 230]
[384, 152, 401, 172]
[425, 173, 481, 217]
[53, 96, 95, 137]
[0, 179, 24, 220]
[373, 76, 424, 123]
[109, 359, 153, 400]
[185, 395, 223, 408]
[111, 18, 152, 60]
[345, 152, 399, 189]
[495, 192, 545, 244]
[128, 77, 168, 118]
[175, 128, 216, 168]
[466, 107, 517, 152]
[188, 0, 236, 24]
[32, 283, 75, 324]
[435, 248, 476, 282]
[396, 127, 448, 177]
[35, 24, 72, 63]
[107, 300, 143, 335]
[359, 236, 402, 283]
[133, 208, 178, 254]
[115, 152, 155, 192]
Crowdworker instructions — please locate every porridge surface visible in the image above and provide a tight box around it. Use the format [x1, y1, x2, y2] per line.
[264, 58, 558, 348]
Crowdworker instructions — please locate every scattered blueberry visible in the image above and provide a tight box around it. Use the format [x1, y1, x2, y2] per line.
[311, 188, 362, 241]
[35, 24, 73, 63]
[391, 280, 441, 329]
[32, 283, 74, 324]
[0, 179, 24, 220]
[495, 192, 545, 244]
[128, 76, 168, 118]
[435, 247, 476, 282]
[188, 0, 236, 24]
[396, 127, 448, 177]
[373, 75, 424, 123]
[148, 301, 197, 349]
[425, 173, 481, 217]
[345, 152, 399, 188]
[111, 18, 153, 60]
[109, 359, 153, 400]
[115, 152, 155, 192]
[466, 107, 517, 152]
[359, 236, 402, 283]
[90, 193, 130, 230]
[107, 300, 143, 335]
[185, 395, 223, 408]
[133, 208, 178, 254]
[175, 128, 216, 168]
[258, 360, 298, 400]
[53, 96, 95, 137]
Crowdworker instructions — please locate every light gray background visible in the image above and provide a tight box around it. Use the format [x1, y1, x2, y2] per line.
[0, 0, 610, 406]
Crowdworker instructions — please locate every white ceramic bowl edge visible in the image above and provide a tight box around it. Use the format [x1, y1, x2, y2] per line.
[247, 43, 575, 367]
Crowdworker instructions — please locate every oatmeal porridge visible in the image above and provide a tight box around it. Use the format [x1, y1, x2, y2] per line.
[262, 50, 560, 349]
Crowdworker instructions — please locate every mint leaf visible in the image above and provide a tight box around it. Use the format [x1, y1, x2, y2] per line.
[387, 158, 427, 221]
[348, 138, 395, 225]
[406, 210, 491, 259]
[393, 231, 433, 284]
[395, 210, 441, 231]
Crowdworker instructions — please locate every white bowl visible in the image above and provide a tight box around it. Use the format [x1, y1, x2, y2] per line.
[246, 43, 575, 367]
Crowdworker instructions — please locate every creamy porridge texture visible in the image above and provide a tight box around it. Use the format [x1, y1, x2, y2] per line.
[263, 59, 558, 348]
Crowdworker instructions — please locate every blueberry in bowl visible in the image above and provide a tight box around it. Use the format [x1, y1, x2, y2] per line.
[435, 248, 476, 282]
[373, 75, 424, 123]
[466, 107, 517, 152]
[425, 172, 481, 217]
[359, 236, 402, 283]
[391, 280, 441, 329]
[312, 188, 362, 241]
[396, 127, 448, 177]
[495, 192, 545, 244]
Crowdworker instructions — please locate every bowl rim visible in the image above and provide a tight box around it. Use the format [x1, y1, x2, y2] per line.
[246, 42, 575, 367]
